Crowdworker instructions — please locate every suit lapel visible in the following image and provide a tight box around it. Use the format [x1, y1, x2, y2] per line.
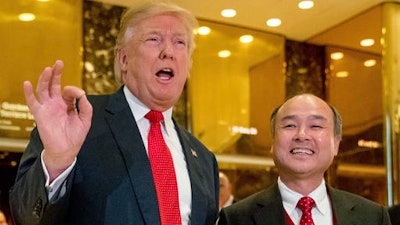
[174, 124, 208, 225]
[252, 183, 287, 225]
[104, 89, 160, 225]
[329, 187, 357, 225]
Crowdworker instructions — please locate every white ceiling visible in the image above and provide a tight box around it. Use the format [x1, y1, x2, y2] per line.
[94, 0, 385, 42]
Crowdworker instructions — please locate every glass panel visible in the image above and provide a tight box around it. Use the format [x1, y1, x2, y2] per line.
[326, 46, 386, 204]
[190, 20, 285, 155]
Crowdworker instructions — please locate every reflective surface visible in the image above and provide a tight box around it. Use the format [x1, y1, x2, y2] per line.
[0, 0, 82, 139]
[190, 20, 285, 153]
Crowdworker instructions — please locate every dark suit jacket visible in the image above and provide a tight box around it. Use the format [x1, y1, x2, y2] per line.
[218, 183, 391, 225]
[10, 87, 219, 225]
[389, 204, 400, 225]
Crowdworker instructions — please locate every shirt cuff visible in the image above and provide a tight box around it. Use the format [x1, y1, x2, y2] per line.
[41, 150, 76, 199]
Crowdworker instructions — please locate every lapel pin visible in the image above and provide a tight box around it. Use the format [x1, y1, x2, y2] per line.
[191, 149, 198, 158]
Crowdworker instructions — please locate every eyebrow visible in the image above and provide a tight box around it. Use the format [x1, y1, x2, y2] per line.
[144, 29, 187, 37]
[280, 114, 328, 122]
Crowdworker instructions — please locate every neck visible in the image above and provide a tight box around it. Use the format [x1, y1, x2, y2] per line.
[280, 176, 324, 196]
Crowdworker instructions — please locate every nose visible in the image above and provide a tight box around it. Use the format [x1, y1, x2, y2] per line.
[159, 42, 174, 60]
[294, 126, 309, 141]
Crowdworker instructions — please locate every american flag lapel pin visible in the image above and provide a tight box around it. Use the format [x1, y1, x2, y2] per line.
[191, 149, 198, 158]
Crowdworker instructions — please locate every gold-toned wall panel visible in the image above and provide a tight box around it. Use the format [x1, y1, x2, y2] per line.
[189, 20, 284, 153]
[0, 0, 82, 139]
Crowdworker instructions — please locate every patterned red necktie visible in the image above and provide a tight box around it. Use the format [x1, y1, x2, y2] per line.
[297, 196, 316, 225]
[145, 110, 181, 225]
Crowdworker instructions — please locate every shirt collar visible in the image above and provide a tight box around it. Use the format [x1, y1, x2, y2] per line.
[308, 180, 330, 216]
[123, 86, 174, 133]
[278, 177, 330, 216]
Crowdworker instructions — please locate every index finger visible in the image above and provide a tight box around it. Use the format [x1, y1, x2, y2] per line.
[23, 81, 40, 113]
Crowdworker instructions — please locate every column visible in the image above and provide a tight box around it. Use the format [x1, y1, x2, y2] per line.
[382, 2, 400, 206]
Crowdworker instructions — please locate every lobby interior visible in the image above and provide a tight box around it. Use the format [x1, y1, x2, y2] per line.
[1, 0, 400, 222]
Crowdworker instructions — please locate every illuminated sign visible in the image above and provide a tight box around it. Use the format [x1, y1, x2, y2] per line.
[0, 101, 35, 138]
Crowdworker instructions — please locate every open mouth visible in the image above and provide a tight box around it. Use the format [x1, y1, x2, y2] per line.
[290, 148, 314, 155]
[156, 68, 174, 80]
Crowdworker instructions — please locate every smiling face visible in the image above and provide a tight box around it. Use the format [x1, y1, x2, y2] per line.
[271, 94, 340, 182]
[117, 14, 191, 111]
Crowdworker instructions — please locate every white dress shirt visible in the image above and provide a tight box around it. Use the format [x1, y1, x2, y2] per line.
[278, 177, 334, 225]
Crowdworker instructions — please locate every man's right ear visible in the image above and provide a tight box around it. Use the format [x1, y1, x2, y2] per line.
[117, 49, 128, 71]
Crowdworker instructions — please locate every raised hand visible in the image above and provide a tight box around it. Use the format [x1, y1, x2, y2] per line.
[23, 60, 93, 181]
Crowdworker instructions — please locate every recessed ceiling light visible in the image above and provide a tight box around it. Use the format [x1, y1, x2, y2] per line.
[336, 71, 349, 78]
[221, 9, 236, 18]
[266, 18, 281, 27]
[364, 59, 377, 67]
[37, 0, 50, 2]
[330, 52, 344, 60]
[239, 35, 254, 43]
[360, 39, 375, 47]
[218, 50, 231, 58]
[18, 13, 36, 21]
[197, 26, 211, 35]
[298, 0, 314, 9]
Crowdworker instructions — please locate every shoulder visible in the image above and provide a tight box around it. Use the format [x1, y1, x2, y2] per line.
[219, 185, 284, 225]
[329, 186, 388, 218]
[87, 93, 110, 105]
[329, 187, 382, 207]
[224, 184, 280, 214]
[86, 91, 117, 110]
[86, 88, 129, 116]
[329, 187, 391, 224]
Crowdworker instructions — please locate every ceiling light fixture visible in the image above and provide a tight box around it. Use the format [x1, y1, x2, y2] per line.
[18, 13, 36, 21]
[266, 18, 281, 27]
[218, 50, 231, 58]
[239, 35, 254, 43]
[330, 52, 344, 60]
[197, 26, 211, 35]
[221, 9, 236, 18]
[360, 39, 375, 47]
[364, 59, 377, 67]
[336, 71, 349, 78]
[298, 0, 314, 9]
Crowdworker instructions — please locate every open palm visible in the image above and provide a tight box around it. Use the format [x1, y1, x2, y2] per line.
[23, 60, 93, 179]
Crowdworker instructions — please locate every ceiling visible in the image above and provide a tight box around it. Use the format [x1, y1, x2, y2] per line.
[94, 0, 389, 53]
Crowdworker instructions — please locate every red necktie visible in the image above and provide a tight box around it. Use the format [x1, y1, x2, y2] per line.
[145, 110, 181, 225]
[297, 196, 315, 225]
